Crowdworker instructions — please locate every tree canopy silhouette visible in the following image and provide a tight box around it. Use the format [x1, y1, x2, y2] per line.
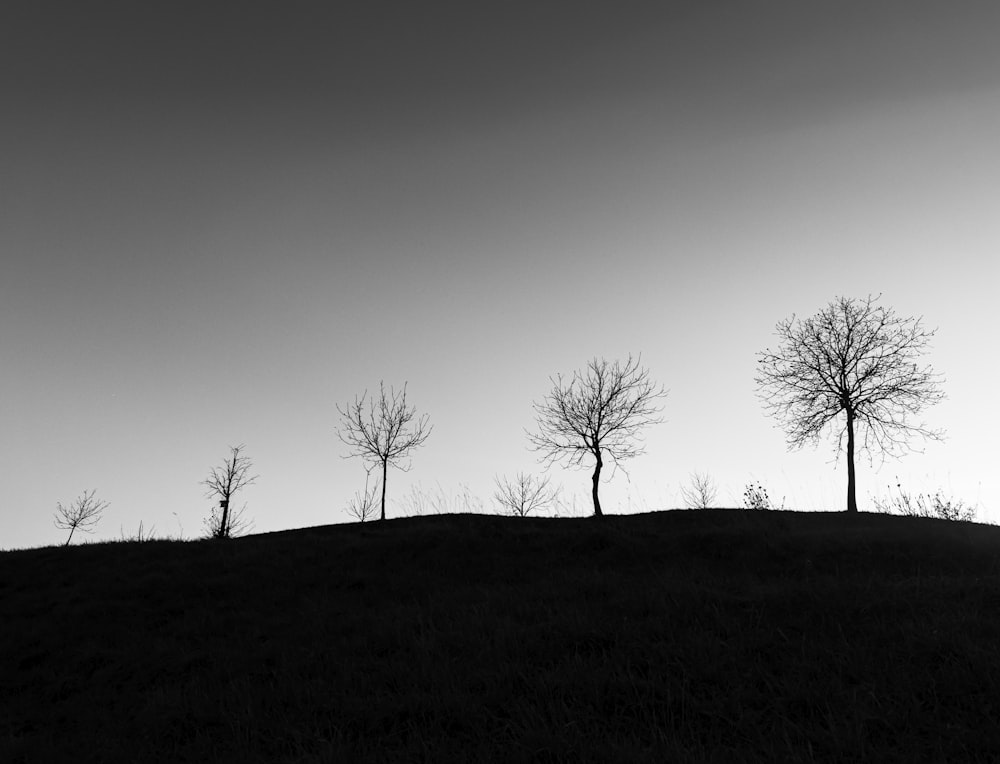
[53, 489, 109, 546]
[202, 444, 258, 539]
[681, 471, 718, 510]
[337, 381, 432, 521]
[528, 355, 667, 517]
[493, 472, 556, 517]
[756, 295, 945, 513]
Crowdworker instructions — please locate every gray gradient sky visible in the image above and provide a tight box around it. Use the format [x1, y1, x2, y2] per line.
[3, 1, 999, 548]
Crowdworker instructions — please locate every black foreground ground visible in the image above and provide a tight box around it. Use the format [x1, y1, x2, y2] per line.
[3, 509, 999, 763]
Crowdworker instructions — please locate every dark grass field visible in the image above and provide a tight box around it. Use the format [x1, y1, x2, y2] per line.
[3, 509, 1000, 763]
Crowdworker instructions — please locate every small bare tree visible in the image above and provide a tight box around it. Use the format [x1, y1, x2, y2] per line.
[756, 295, 945, 513]
[202, 444, 258, 539]
[54, 489, 109, 546]
[346, 468, 380, 523]
[681, 471, 718, 509]
[494, 472, 556, 517]
[337, 381, 432, 521]
[528, 355, 667, 517]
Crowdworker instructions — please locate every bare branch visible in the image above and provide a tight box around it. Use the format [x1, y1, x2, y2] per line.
[204, 501, 254, 539]
[680, 471, 718, 510]
[54, 489, 109, 546]
[346, 467, 380, 523]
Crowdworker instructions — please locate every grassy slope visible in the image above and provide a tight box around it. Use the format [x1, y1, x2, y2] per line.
[2, 509, 1000, 763]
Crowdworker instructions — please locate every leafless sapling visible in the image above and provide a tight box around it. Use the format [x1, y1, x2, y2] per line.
[756, 295, 945, 513]
[494, 472, 556, 517]
[53, 489, 109, 546]
[202, 444, 258, 539]
[681, 471, 718, 509]
[528, 355, 667, 517]
[337, 381, 432, 521]
[346, 468, 380, 523]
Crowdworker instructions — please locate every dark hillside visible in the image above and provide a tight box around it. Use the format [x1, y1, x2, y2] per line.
[3, 510, 1000, 762]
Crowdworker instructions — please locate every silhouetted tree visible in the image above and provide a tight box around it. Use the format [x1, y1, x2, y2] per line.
[494, 472, 556, 517]
[54, 489, 109, 546]
[202, 444, 258, 538]
[756, 295, 945, 513]
[681, 471, 718, 509]
[528, 356, 667, 517]
[337, 381, 432, 521]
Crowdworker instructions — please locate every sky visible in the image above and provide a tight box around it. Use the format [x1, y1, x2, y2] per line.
[3, 1, 999, 549]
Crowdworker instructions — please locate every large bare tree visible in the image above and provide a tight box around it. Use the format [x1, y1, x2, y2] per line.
[337, 381, 432, 521]
[53, 489, 109, 546]
[528, 356, 667, 517]
[202, 444, 258, 538]
[756, 295, 945, 513]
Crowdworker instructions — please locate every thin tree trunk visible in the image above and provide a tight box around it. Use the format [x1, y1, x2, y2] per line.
[64, 527, 74, 547]
[381, 460, 388, 521]
[591, 450, 604, 517]
[846, 408, 858, 513]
